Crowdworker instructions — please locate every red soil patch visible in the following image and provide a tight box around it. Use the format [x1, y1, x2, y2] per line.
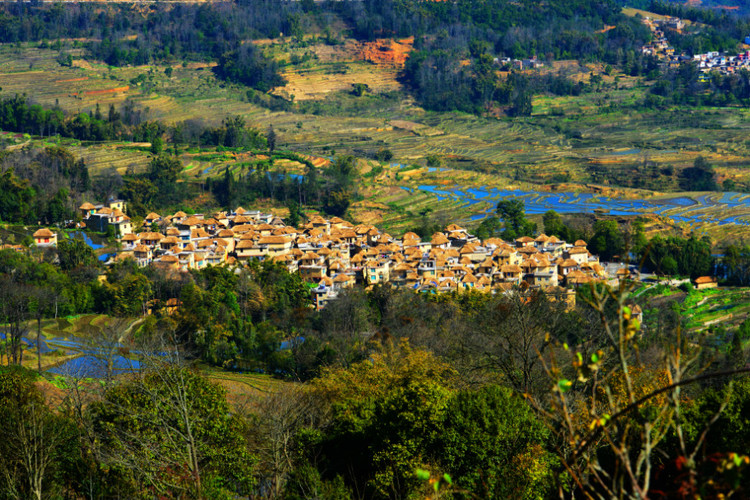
[357, 37, 414, 67]
[71, 86, 129, 96]
[300, 154, 331, 168]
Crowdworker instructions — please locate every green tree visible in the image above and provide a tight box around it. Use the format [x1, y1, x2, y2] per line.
[89, 363, 255, 499]
[351, 83, 369, 97]
[474, 215, 503, 240]
[589, 220, 625, 261]
[425, 155, 442, 169]
[57, 237, 97, 271]
[285, 199, 302, 228]
[439, 385, 557, 499]
[496, 199, 536, 240]
[679, 156, 717, 191]
[0, 367, 79, 500]
[306, 342, 455, 499]
[374, 149, 393, 162]
[267, 126, 277, 152]
[150, 136, 164, 155]
[0, 168, 36, 223]
[542, 210, 569, 240]
[148, 155, 183, 184]
[322, 189, 350, 217]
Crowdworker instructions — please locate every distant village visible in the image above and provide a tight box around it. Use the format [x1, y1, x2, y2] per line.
[640, 15, 750, 78]
[22, 199, 721, 309]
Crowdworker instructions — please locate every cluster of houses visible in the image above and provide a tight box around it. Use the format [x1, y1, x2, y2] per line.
[640, 15, 750, 78]
[22, 202, 725, 309]
[78, 199, 133, 237]
[493, 56, 544, 71]
[691, 50, 750, 78]
[640, 18, 677, 59]
[67, 203, 622, 309]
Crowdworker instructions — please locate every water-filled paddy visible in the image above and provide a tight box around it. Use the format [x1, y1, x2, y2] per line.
[407, 185, 750, 227]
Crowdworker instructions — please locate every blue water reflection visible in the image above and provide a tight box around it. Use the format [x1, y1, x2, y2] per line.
[408, 185, 750, 227]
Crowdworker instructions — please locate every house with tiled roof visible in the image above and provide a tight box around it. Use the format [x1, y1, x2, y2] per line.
[144, 212, 161, 225]
[79, 202, 97, 219]
[33, 228, 57, 247]
[694, 276, 718, 290]
[133, 244, 153, 266]
[364, 259, 390, 285]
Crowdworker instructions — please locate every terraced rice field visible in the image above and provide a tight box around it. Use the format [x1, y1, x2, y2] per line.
[682, 288, 750, 332]
[272, 62, 403, 101]
[7, 44, 750, 239]
[0, 48, 134, 111]
[67, 142, 152, 175]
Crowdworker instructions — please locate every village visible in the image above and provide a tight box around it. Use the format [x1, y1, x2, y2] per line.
[16, 199, 712, 311]
[640, 14, 750, 78]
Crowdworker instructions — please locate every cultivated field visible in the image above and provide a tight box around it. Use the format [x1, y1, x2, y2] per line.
[5, 42, 750, 239]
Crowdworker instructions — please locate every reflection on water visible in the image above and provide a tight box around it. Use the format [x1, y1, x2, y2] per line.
[404, 185, 750, 226]
[48, 355, 141, 378]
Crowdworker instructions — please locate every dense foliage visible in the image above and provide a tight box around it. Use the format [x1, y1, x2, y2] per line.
[1, 220, 749, 498]
[0, 146, 89, 224]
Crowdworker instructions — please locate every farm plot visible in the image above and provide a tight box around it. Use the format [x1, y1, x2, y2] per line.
[0, 47, 135, 111]
[272, 62, 403, 101]
[682, 288, 750, 332]
[66, 143, 152, 176]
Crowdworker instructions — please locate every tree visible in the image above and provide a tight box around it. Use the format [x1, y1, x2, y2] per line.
[322, 189, 350, 217]
[250, 384, 317, 497]
[0, 278, 32, 365]
[375, 149, 393, 162]
[0, 367, 78, 500]
[542, 210, 569, 241]
[306, 341, 455, 499]
[723, 243, 750, 286]
[425, 155, 442, 169]
[57, 237, 97, 271]
[474, 215, 503, 240]
[496, 199, 536, 240]
[589, 219, 625, 261]
[30, 286, 57, 372]
[351, 83, 369, 97]
[267, 126, 277, 152]
[439, 385, 557, 499]
[285, 199, 302, 228]
[679, 156, 718, 191]
[89, 355, 256, 499]
[509, 89, 533, 117]
[0, 168, 36, 223]
[467, 288, 569, 395]
[150, 136, 163, 155]
[213, 44, 285, 92]
[147, 155, 183, 184]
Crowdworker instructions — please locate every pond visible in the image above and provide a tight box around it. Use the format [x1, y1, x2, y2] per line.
[68, 231, 106, 250]
[67, 231, 114, 262]
[37, 329, 301, 379]
[405, 185, 750, 227]
[0, 332, 54, 353]
[48, 354, 141, 378]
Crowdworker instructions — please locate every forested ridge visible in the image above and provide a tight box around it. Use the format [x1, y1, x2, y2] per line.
[0, 0, 747, 113]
